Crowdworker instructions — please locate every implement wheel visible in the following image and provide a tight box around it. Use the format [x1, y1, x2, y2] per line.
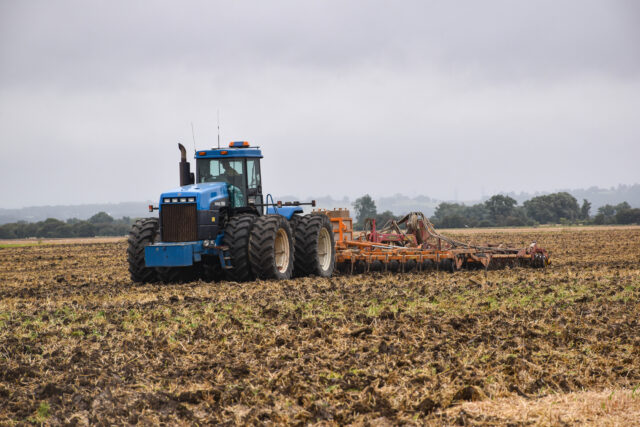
[127, 218, 159, 283]
[223, 213, 258, 282]
[439, 258, 455, 273]
[250, 215, 294, 280]
[293, 213, 336, 278]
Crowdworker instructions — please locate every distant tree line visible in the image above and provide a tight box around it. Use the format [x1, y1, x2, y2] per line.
[0, 212, 135, 239]
[352, 192, 640, 229]
[593, 202, 640, 225]
[2, 195, 640, 239]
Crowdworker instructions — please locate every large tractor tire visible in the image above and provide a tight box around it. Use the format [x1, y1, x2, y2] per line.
[288, 214, 303, 246]
[222, 213, 258, 282]
[249, 215, 294, 280]
[127, 218, 159, 283]
[293, 213, 336, 278]
[288, 214, 304, 275]
[201, 255, 224, 282]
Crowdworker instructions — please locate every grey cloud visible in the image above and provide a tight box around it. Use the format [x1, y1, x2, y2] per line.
[2, 0, 638, 89]
[0, 0, 639, 208]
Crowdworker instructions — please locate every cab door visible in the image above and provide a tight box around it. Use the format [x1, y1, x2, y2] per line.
[246, 158, 263, 214]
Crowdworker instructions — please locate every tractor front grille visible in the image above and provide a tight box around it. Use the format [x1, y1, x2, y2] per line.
[161, 203, 197, 242]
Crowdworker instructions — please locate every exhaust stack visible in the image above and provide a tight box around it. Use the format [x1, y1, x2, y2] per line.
[178, 143, 194, 186]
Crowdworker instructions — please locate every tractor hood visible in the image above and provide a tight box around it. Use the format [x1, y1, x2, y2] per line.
[159, 182, 228, 211]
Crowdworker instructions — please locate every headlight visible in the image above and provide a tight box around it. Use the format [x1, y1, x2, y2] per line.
[171, 198, 178, 203]
[163, 198, 170, 203]
[214, 200, 227, 207]
[248, 197, 256, 205]
[179, 197, 187, 202]
[188, 197, 196, 202]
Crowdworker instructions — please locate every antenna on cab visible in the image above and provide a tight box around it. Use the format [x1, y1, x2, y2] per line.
[190, 122, 196, 153]
[217, 110, 221, 149]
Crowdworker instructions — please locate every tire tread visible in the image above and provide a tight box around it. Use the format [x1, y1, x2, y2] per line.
[222, 213, 257, 282]
[293, 213, 335, 277]
[249, 215, 294, 280]
[127, 218, 159, 283]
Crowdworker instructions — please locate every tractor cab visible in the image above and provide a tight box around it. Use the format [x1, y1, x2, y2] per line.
[194, 142, 264, 212]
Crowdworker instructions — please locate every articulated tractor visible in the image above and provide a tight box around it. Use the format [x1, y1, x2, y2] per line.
[127, 142, 335, 283]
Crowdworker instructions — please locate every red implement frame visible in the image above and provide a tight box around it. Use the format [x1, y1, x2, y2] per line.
[316, 209, 549, 273]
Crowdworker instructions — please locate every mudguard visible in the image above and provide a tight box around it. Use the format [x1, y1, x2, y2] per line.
[266, 206, 304, 219]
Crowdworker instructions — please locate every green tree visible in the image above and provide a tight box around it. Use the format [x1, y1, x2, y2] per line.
[504, 206, 529, 226]
[0, 223, 16, 239]
[72, 222, 96, 237]
[88, 211, 114, 224]
[37, 218, 69, 238]
[595, 202, 631, 225]
[615, 208, 640, 224]
[438, 213, 467, 228]
[432, 203, 464, 223]
[484, 195, 517, 223]
[0, 216, 131, 239]
[523, 192, 579, 223]
[598, 204, 616, 218]
[374, 210, 397, 228]
[615, 201, 631, 211]
[580, 199, 591, 220]
[431, 202, 490, 228]
[353, 195, 377, 226]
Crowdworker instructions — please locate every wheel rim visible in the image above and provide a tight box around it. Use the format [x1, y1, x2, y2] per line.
[318, 227, 331, 271]
[274, 228, 290, 273]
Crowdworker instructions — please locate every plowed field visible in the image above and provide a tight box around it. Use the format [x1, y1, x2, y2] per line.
[1, 227, 639, 425]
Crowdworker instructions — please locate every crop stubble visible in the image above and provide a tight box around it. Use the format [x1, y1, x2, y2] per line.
[0, 228, 639, 425]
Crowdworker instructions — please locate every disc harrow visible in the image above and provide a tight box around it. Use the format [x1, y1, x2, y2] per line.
[316, 209, 549, 274]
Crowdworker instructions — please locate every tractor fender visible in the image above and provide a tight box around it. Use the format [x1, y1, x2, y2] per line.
[266, 206, 304, 219]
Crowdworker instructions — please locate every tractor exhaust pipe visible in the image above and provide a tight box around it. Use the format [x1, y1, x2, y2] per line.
[178, 143, 194, 186]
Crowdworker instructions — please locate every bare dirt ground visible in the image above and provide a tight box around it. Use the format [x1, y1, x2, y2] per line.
[441, 224, 640, 233]
[0, 236, 126, 246]
[1, 228, 639, 425]
[1, 224, 636, 247]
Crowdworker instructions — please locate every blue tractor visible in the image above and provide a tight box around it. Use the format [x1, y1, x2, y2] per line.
[127, 142, 336, 282]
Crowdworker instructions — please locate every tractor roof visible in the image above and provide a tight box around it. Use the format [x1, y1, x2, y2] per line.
[195, 142, 263, 159]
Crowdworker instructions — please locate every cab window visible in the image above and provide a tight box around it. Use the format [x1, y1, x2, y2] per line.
[247, 159, 261, 191]
[196, 158, 246, 207]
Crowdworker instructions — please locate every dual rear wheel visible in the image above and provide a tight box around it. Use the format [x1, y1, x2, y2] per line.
[249, 215, 295, 280]
[293, 214, 335, 278]
[225, 213, 336, 281]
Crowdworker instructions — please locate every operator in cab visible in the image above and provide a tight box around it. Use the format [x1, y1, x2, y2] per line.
[220, 159, 244, 207]
[221, 159, 239, 177]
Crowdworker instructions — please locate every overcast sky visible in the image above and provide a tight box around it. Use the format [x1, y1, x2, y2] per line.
[1, 0, 639, 209]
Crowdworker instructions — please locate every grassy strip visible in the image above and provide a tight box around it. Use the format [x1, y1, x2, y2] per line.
[0, 242, 41, 248]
